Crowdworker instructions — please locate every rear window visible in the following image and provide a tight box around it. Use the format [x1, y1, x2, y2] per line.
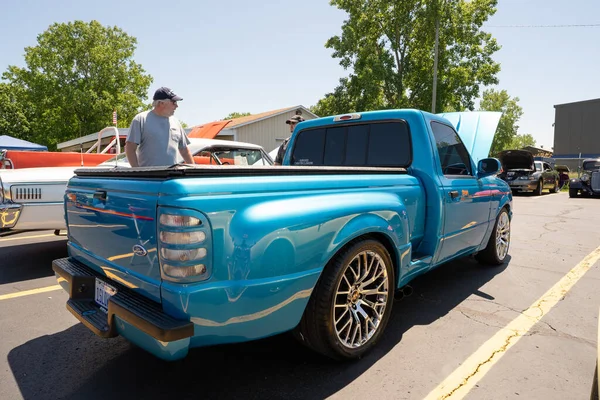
[290, 121, 411, 167]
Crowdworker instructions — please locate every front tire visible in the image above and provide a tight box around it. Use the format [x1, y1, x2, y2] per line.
[476, 208, 511, 265]
[295, 238, 395, 360]
[569, 188, 578, 198]
[549, 179, 559, 193]
[535, 180, 543, 196]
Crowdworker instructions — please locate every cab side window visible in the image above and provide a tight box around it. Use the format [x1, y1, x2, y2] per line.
[430, 121, 473, 176]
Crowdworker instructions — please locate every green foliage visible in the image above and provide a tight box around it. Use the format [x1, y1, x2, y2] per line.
[510, 133, 536, 149]
[223, 112, 251, 120]
[2, 20, 153, 150]
[312, 0, 501, 117]
[478, 89, 524, 155]
[0, 83, 31, 139]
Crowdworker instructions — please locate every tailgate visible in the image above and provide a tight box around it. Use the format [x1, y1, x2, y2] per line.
[65, 177, 163, 302]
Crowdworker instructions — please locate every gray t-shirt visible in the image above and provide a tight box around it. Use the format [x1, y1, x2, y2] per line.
[126, 110, 190, 167]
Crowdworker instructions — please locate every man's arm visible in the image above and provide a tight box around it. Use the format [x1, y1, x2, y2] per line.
[179, 146, 195, 164]
[125, 114, 143, 167]
[125, 142, 139, 167]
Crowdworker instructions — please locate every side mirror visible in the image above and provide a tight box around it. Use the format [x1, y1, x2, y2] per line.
[477, 157, 502, 178]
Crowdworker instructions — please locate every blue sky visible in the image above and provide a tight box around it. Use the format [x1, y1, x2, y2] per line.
[1, 0, 598, 149]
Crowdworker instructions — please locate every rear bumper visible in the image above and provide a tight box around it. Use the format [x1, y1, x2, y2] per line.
[0, 203, 22, 229]
[52, 257, 194, 353]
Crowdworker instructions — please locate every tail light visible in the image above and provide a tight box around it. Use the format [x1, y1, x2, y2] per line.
[158, 207, 212, 283]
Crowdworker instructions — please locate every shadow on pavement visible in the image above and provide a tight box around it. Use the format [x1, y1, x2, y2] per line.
[8, 256, 509, 400]
[0, 239, 67, 284]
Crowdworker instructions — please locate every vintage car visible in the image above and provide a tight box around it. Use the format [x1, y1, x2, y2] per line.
[569, 159, 600, 198]
[0, 138, 273, 232]
[498, 150, 559, 195]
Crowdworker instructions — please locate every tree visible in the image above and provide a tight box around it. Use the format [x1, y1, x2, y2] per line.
[510, 133, 536, 149]
[478, 89, 524, 155]
[223, 112, 251, 120]
[2, 20, 153, 149]
[0, 83, 31, 139]
[312, 0, 501, 116]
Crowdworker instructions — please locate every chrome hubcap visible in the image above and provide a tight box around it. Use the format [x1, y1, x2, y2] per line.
[495, 212, 510, 260]
[333, 250, 389, 349]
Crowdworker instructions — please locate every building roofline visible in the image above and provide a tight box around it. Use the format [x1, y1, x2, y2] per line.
[58, 127, 193, 149]
[554, 98, 600, 108]
[58, 128, 130, 149]
[223, 106, 319, 130]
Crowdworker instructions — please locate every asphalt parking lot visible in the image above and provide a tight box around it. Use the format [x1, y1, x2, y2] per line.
[1, 192, 599, 400]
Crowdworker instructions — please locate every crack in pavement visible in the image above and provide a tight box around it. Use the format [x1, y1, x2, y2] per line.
[439, 330, 521, 400]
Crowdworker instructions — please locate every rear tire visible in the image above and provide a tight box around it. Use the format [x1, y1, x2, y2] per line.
[295, 238, 395, 360]
[476, 208, 510, 266]
[549, 179, 558, 193]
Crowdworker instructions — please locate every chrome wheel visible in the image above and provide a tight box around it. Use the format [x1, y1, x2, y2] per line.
[333, 250, 390, 349]
[495, 211, 510, 260]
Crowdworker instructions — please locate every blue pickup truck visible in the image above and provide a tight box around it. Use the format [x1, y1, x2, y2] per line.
[52, 109, 511, 361]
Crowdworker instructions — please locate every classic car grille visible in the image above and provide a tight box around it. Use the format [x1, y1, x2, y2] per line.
[11, 186, 43, 201]
[591, 171, 600, 191]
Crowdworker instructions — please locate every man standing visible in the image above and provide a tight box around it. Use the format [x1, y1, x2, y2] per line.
[274, 114, 305, 165]
[125, 87, 195, 167]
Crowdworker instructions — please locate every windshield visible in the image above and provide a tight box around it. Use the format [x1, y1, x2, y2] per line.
[98, 152, 128, 166]
[534, 161, 543, 172]
[99, 146, 272, 167]
[207, 148, 271, 166]
[582, 160, 600, 171]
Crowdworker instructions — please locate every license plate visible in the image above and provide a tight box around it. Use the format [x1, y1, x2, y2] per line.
[95, 278, 117, 311]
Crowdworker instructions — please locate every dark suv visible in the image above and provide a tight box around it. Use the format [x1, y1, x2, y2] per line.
[569, 159, 600, 198]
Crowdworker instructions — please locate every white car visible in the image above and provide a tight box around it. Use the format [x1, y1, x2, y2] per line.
[0, 138, 273, 232]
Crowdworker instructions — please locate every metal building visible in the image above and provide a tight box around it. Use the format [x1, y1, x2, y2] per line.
[553, 98, 600, 169]
[189, 106, 318, 154]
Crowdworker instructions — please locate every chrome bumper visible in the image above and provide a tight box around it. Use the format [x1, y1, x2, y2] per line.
[0, 203, 22, 229]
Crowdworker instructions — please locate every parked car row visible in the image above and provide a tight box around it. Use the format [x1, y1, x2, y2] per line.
[497, 150, 560, 195]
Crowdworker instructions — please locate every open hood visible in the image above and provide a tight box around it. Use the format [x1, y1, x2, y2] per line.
[437, 111, 502, 163]
[188, 120, 230, 139]
[498, 150, 535, 171]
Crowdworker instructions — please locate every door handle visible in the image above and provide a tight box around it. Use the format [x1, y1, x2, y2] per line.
[449, 190, 460, 199]
[93, 190, 107, 202]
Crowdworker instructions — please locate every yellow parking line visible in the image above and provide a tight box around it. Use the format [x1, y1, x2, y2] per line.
[425, 244, 600, 400]
[0, 233, 56, 242]
[0, 285, 62, 301]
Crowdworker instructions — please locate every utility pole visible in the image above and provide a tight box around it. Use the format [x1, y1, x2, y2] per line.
[431, 7, 440, 113]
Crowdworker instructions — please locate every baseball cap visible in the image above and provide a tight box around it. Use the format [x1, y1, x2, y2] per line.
[286, 115, 305, 124]
[153, 87, 183, 101]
